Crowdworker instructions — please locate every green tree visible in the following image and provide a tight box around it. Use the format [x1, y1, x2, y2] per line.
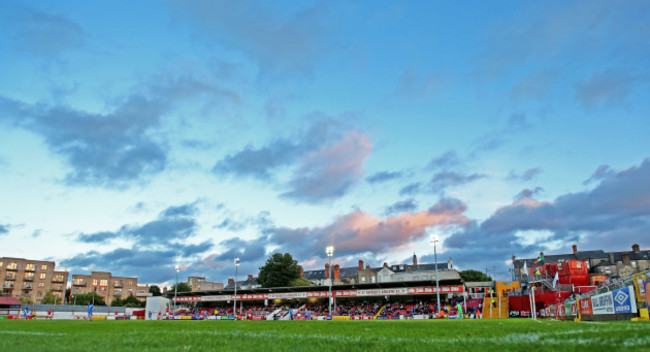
[149, 285, 162, 296]
[65, 288, 71, 304]
[459, 269, 493, 282]
[123, 294, 144, 308]
[20, 297, 35, 304]
[72, 292, 106, 306]
[257, 253, 302, 288]
[41, 290, 62, 304]
[110, 297, 124, 306]
[169, 282, 191, 294]
[288, 277, 312, 287]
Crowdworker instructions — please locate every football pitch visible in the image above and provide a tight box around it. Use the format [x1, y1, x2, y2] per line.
[1, 319, 648, 352]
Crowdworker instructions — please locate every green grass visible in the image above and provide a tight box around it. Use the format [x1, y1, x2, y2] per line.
[0, 319, 649, 351]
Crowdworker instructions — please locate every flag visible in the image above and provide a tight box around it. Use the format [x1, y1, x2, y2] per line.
[523, 261, 528, 277]
[552, 272, 559, 288]
[533, 254, 544, 264]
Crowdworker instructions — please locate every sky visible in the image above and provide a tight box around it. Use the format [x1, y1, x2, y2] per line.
[1, 1, 649, 285]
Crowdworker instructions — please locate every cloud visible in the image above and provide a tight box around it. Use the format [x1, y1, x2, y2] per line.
[514, 187, 544, 201]
[7, 8, 85, 57]
[445, 157, 650, 270]
[0, 223, 9, 235]
[583, 164, 615, 185]
[429, 171, 486, 193]
[366, 171, 403, 184]
[282, 131, 372, 203]
[213, 118, 346, 180]
[576, 69, 645, 108]
[471, 113, 532, 155]
[0, 77, 234, 188]
[510, 70, 559, 102]
[394, 69, 444, 100]
[399, 182, 422, 196]
[267, 198, 470, 261]
[214, 117, 373, 203]
[509, 167, 542, 181]
[76, 202, 200, 245]
[384, 199, 418, 215]
[426, 150, 461, 170]
[169, 0, 335, 75]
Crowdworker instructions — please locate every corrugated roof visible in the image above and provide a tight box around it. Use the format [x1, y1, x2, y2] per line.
[0, 297, 21, 305]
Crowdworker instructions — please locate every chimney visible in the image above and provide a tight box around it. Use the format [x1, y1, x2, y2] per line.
[632, 244, 640, 253]
[333, 264, 340, 280]
[609, 252, 615, 264]
[383, 262, 388, 268]
[228, 278, 234, 284]
[300, 267, 304, 278]
[448, 257, 453, 269]
[572, 245, 577, 254]
[247, 274, 253, 280]
[359, 260, 364, 271]
[413, 254, 418, 266]
[512, 255, 516, 264]
[325, 263, 330, 279]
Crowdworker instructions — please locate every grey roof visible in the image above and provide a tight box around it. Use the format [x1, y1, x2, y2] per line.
[514, 247, 649, 268]
[224, 277, 259, 290]
[302, 262, 450, 280]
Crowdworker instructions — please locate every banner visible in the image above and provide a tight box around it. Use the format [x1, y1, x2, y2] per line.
[174, 285, 464, 302]
[612, 286, 637, 314]
[633, 272, 647, 303]
[645, 281, 650, 309]
[579, 298, 593, 316]
[564, 302, 572, 317]
[591, 292, 615, 315]
[332, 316, 350, 320]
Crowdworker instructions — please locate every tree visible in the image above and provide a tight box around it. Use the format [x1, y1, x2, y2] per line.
[288, 277, 312, 287]
[110, 297, 124, 306]
[257, 253, 302, 288]
[166, 283, 191, 298]
[459, 269, 493, 282]
[41, 290, 62, 304]
[123, 294, 144, 308]
[149, 285, 162, 296]
[71, 292, 106, 306]
[20, 297, 34, 304]
[65, 288, 71, 304]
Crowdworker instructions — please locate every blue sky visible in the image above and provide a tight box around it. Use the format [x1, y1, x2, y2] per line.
[1, 1, 649, 284]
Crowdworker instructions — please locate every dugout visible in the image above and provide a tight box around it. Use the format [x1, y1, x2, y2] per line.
[0, 297, 21, 318]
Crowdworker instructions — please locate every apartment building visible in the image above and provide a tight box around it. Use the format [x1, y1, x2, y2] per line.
[187, 276, 224, 292]
[71, 271, 138, 301]
[0, 257, 68, 303]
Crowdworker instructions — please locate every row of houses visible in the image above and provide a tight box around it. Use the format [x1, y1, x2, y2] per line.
[0, 257, 151, 304]
[223, 255, 459, 291]
[513, 243, 650, 281]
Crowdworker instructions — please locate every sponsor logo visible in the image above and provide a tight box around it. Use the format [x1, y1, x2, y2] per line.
[614, 290, 628, 305]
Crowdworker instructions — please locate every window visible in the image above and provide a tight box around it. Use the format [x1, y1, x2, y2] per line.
[25, 263, 35, 271]
[53, 274, 64, 282]
[24, 273, 34, 281]
[93, 279, 98, 286]
[6, 262, 18, 270]
[100, 279, 108, 287]
[361, 277, 366, 282]
[41, 264, 48, 270]
[0, 261, 3, 267]
[128, 280, 134, 286]
[631, 261, 637, 268]
[37, 291, 43, 297]
[576, 261, 582, 269]
[40, 273, 46, 280]
[38, 282, 44, 288]
[5, 272, 16, 280]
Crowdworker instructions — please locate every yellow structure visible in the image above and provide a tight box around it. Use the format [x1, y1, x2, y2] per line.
[495, 281, 520, 296]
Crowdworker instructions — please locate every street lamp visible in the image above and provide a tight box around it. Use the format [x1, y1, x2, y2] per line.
[174, 265, 180, 319]
[233, 258, 240, 319]
[325, 246, 334, 317]
[430, 235, 441, 314]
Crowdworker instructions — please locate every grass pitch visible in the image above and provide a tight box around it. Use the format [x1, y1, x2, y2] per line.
[1, 319, 648, 352]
